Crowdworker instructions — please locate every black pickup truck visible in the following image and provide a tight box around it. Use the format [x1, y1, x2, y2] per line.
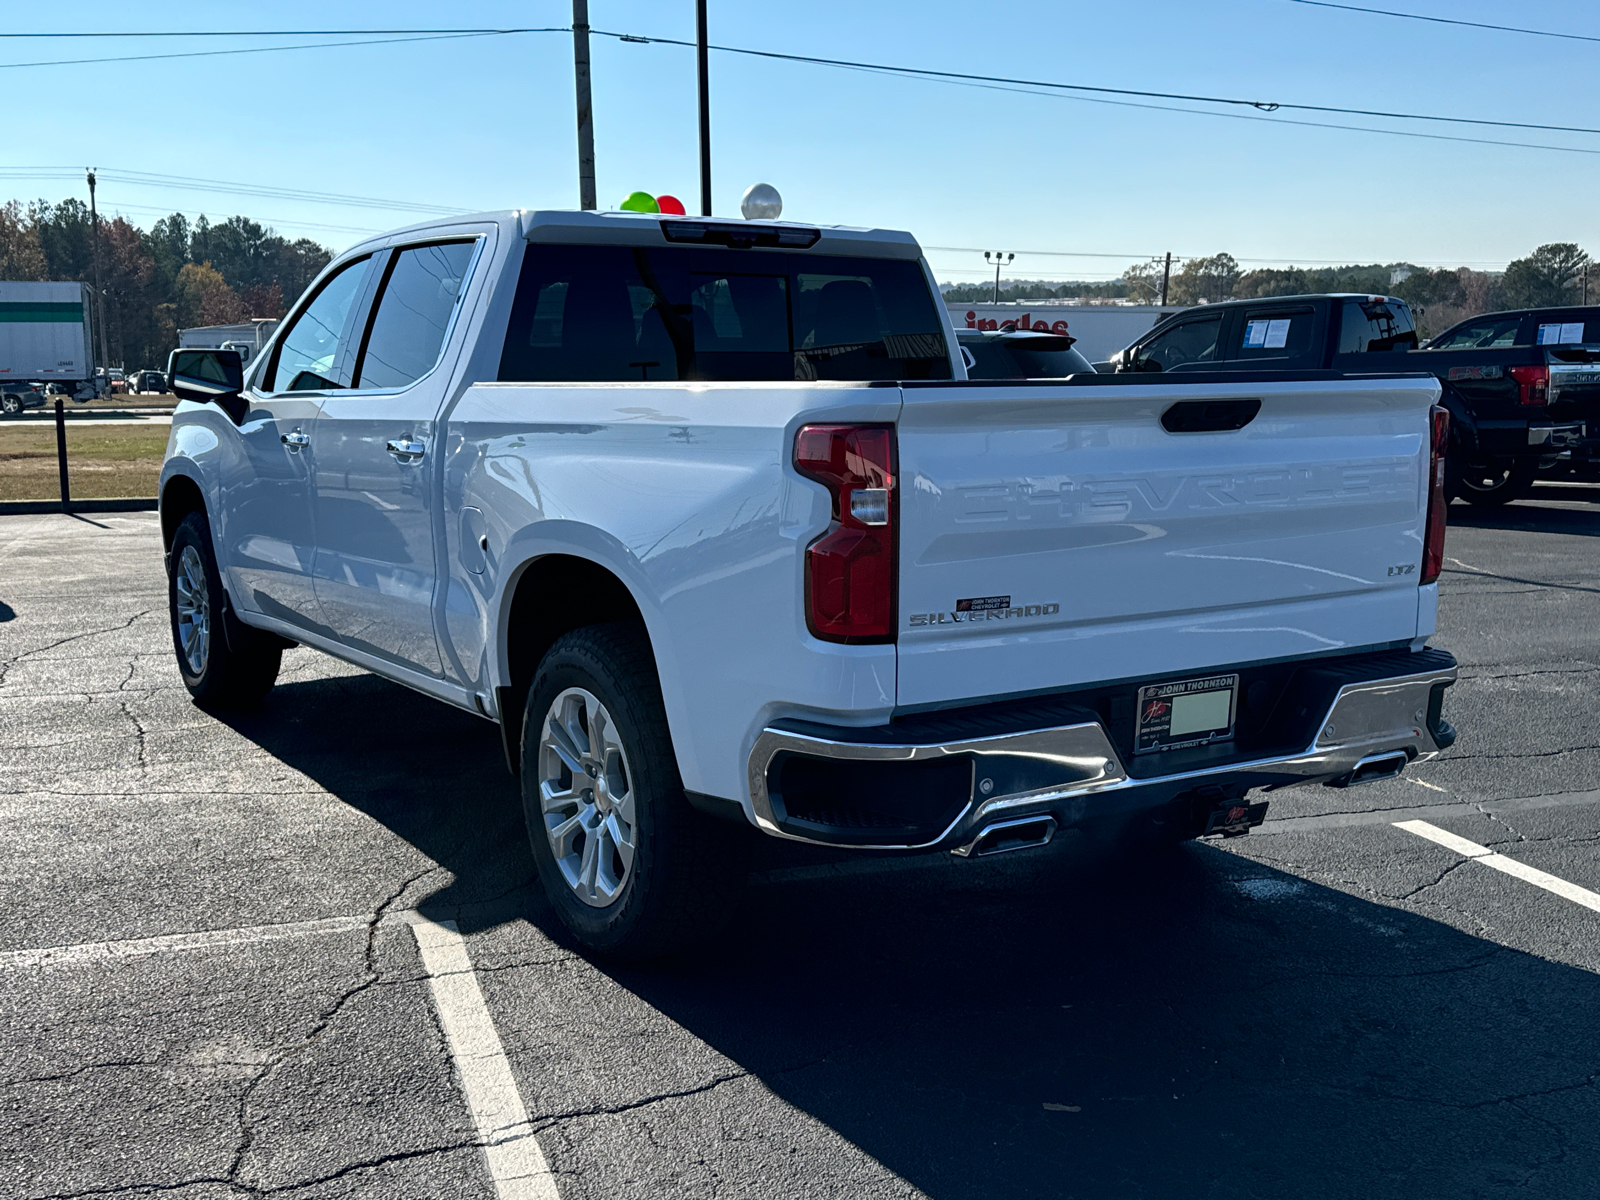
[1099, 295, 1600, 505]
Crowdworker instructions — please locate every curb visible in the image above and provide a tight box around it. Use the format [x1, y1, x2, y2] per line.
[0, 499, 158, 516]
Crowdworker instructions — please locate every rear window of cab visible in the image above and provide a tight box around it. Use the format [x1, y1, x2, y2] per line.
[498, 245, 952, 383]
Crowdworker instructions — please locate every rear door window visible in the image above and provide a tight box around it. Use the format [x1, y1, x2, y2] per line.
[1532, 312, 1600, 346]
[1426, 315, 1520, 350]
[1129, 314, 1224, 372]
[1337, 299, 1417, 352]
[1230, 307, 1317, 362]
[498, 245, 950, 382]
[353, 240, 478, 389]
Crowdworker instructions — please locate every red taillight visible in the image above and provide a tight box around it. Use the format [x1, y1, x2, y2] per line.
[794, 424, 895, 642]
[1509, 364, 1548, 406]
[1421, 404, 1449, 585]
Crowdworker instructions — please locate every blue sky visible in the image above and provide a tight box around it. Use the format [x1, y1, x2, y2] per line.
[5, 0, 1599, 285]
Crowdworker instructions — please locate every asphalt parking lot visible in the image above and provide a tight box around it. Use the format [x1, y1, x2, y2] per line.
[3, 488, 1599, 1200]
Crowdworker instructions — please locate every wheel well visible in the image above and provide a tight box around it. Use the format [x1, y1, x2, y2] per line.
[160, 475, 206, 553]
[499, 554, 651, 774]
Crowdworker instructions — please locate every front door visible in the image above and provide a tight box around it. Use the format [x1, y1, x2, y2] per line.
[222, 253, 375, 632]
[311, 239, 481, 676]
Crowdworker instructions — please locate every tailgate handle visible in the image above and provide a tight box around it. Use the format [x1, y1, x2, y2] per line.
[1161, 398, 1261, 433]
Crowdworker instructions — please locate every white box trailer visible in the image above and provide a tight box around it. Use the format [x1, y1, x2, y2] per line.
[0, 281, 94, 388]
[178, 318, 279, 367]
[946, 302, 1183, 364]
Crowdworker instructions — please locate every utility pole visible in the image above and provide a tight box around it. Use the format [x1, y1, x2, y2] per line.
[572, 1, 596, 210]
[86, 169, 110, 371]
[696, 0, 712, 216]
[984, 251, 1012, 304]
[1159, 251, 1172, 307]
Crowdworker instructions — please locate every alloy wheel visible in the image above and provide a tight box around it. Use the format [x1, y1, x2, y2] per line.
[173, 545, 211, 676]
[537, 687, 638, 907]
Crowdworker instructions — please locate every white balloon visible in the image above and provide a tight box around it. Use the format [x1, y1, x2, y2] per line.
[740, 183, 783, 220]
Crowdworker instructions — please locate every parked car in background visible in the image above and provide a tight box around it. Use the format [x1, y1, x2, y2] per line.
[159, 209, 1457, 957]
[1423, 306, 1600, 481]
[1099, 293, 1586, 505]
[1, 383, 46, 415]
[129, 369, 168, 395]
[956, 327, 1095, 378]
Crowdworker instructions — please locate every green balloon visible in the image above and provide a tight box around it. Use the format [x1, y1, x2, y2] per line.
[620, 191, 659, 213]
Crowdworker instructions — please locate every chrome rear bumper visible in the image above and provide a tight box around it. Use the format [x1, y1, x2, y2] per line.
[746, 655, 1457, 851]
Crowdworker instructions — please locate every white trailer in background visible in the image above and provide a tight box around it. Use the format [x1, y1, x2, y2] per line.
[178, 318, 279, 367]
[946, 302, 1182, 364]
[0, 281, 96, 398]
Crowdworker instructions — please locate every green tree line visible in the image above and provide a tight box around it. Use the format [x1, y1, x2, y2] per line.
[945, 244, 1596, 338]
[0, 198, 334, 370]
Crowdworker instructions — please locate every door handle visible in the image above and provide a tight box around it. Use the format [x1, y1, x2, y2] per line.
[281, 429, 310, 451]
[386, 438, 426, 463]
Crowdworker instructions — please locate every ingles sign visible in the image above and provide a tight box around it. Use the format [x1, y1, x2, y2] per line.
[963, 310, 1073, 335]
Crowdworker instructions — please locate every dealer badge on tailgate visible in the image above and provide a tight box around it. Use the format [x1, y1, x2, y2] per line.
[1135, 674, 1239, 754]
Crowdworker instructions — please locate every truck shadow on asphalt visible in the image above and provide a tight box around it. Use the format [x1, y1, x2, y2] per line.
[227, 671, 1600, 1199]
[1447, 490, 1600, 538]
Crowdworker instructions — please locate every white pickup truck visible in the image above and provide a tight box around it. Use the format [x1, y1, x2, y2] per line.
[159, 209, 1458, 956]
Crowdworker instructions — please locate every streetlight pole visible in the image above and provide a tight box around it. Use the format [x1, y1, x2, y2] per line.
[1159, 251, 1172, 306]
[696, 0, 712, 215]
[572, 0, 596, 210]
[984, 251, 1013, 304]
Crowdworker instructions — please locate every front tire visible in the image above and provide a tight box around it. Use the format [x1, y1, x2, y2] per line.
[168, 511, 281, 708]
[520, 622, 745, 959]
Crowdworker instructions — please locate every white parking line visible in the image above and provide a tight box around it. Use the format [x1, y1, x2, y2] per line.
[409, 917, 559, 1200]
[0, 914, 372, 969]
[1394, 819, 1600, 914]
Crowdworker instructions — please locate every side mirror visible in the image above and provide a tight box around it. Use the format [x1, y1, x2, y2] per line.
[167, 348, 247, 423]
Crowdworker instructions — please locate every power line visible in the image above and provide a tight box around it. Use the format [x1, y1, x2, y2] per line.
[0, 28, 548, 37]
[0, 30, 562, 72]
[0, 168, 470, 215]
[595, 30, 1600, 140]
[2, 23, 1597, 141]
[1283, 1, 1600, 46]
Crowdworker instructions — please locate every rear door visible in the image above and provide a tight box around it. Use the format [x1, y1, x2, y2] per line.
[1224, 303, 1322, 367]
[310, 237, 483, 676]
[894, 377, 1437, 706]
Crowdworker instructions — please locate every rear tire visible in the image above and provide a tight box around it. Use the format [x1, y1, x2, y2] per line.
[1448, 452, 1536, 507]
[520, 622, 746, 959]
[1, 394, 20, 416]
[167, 511, 281, 708]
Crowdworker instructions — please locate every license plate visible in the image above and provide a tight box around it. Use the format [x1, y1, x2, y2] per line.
[1135, 674, 1239, 754]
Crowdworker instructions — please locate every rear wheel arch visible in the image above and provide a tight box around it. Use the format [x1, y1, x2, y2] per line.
[497, 553, 660, 775]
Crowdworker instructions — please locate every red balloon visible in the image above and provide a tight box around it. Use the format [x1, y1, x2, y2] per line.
[656, 194, 687, 215]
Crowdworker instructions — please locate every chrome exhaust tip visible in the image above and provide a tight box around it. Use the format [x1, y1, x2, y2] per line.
[1331, 750, 1409, 788]
[951, 815, 1058, 859]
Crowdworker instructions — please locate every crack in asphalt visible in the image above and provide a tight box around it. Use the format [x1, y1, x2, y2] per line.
[1396, 856, 1475, 902]
[1442, 744, 1600, 762]
[0, 609, 154, 689]
[24, 1139, 484, 1200]
[1441, 565, 1600, 596]
[220, 863, 446, 1198]
[528, 1056, 831, 1133]
[2, 1058, 165, 1088]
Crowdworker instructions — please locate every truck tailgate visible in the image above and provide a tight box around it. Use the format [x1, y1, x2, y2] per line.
[895, 377, 1439, 706]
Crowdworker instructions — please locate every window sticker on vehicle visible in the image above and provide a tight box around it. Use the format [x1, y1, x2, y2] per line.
[1537, 322, 1586, 345]
[1243, 318, 1293, 349]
